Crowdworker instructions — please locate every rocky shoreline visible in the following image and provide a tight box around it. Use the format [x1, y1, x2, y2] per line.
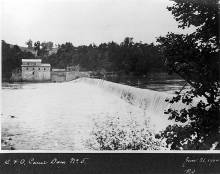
[1, 114, 16, 150]
[1, 138, 16, 150]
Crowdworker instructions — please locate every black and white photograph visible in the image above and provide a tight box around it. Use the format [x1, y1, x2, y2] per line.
[1, 0, 219, 154]
[1, 0, 220, 173]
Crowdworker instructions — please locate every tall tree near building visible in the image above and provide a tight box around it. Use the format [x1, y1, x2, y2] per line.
[157, 0, 219, 149]
[34, 41, 41, 56]
[2, 40, 35, 81]
[33, 41, 54, 58]
[25, 39, 33, 48]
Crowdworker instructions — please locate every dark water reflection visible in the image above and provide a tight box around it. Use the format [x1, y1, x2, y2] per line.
[2, 72, 188, 93]
[103, 72, 188, 93]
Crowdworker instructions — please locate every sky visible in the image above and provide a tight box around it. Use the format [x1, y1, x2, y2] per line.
[1, 0, 194, 47]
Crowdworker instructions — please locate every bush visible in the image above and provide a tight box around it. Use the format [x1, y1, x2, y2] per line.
[86, 115, 165, 150]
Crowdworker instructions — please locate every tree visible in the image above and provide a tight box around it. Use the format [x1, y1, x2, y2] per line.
[44, 38, 165, 74]
[39, 42, 49, 58]
[46, 41, 54, 50]
[25, 39, 33, 48]
[2, 40, 35, 81]
[34, 41, 41, 56]
[33, 41, 54, 58]
[157, 0, 219, 149]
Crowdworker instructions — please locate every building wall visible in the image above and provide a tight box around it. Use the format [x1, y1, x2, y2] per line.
[51, 71, 66, 82]
[22, 66, 51, 81]
[66, 71, 90, 81]
[51, 71, 90, 82]
[66, 71, 78, 81]
[10, 69, 22, 82]
[22, 62, 41, 66]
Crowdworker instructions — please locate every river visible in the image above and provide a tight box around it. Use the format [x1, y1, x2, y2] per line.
[1, 74, 187, 150]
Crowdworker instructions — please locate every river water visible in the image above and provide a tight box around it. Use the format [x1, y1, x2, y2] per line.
[1, 74, 187, 150]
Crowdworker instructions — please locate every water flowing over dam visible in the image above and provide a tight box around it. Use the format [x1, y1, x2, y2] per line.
[77, 78, 185, 116]
[1, 78, 185, 150]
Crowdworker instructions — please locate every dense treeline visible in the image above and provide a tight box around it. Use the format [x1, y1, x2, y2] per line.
[2, 40, 35, 81]
[2, 37, 166, 81]
[44, 37, 166, 75]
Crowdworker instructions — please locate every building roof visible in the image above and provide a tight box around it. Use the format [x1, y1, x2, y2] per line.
[21, 64, 51, 67]
[52, 69, 66, 72]
[22, 59, 41, 62]
[41, 64, 51, 66]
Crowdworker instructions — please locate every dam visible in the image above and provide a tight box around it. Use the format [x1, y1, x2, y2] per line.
[1, 78, 185, 150]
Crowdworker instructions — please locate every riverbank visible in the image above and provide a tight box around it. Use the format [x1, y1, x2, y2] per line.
[1, 133, 16, 150]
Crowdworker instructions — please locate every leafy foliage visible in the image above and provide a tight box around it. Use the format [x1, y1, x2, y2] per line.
[2, 40, 35, 81]
[86, 115, 164, 150]
[2, 37, 165, 81]
[25, 39, 33, 48]
[157, 0, 219, 150]
[33, 41, 54, 58]
[45, 37, 165, 75]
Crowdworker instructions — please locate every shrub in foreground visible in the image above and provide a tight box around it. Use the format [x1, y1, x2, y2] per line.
[86, 115, 165, 150]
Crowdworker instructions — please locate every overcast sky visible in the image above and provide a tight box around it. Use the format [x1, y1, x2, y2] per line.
[1, 0, 194, 47]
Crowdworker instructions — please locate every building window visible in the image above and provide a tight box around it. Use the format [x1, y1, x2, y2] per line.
[26, 67, 28, 70]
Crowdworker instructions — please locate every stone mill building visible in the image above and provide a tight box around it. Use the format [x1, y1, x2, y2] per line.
[21, 59, 51, 81]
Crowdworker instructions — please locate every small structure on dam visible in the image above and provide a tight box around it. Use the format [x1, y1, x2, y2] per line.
[51, 69, 66, 82]
[51, 66, 91, 82]
[21, 59, 51, 81]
